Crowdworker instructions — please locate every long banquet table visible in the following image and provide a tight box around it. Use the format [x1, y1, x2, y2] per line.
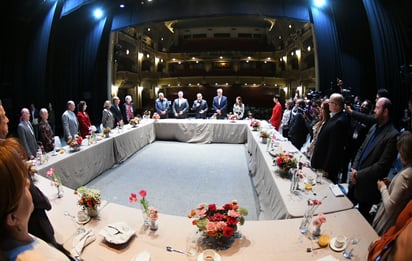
[247, 122, 354, 219]
[42, 187, 376, 261]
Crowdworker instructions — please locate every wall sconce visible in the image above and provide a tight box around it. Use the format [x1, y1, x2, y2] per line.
[295, 49, 301, 58]
[155, 87, 160, 95]
[138, 52, 144, 61]
[283, 86, 288, 95]
[155, 57, 160, 65]
[282, 56, 287, 63]
[138, 86, 144, 93]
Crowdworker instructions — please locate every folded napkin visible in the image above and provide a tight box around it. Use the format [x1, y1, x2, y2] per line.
[130, 251, 151, 261]
[316, 255, 339, 261]
[71, 229, 96, 257]
[99, 222, 135, 245]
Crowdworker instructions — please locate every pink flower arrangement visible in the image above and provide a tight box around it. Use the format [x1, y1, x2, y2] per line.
[46, 167, 61, 186]
[250, 120, 261, 128]
[313, 213, 326, 227]
[152, 112, 160, 120]
[130, 189, 158, 221]
[188, 201, 248, 239]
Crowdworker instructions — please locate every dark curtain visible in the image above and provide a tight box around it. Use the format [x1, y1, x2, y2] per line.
[363, 0, 407, 126]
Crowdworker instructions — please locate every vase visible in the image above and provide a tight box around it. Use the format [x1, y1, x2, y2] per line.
[70, 146, 81, 152]
[278, 167, 289, 178]
[149, 220, 158, 231]
[142, 210, 150, 228]
[299, 208, 314, 234]
[56, 184, 64, 198]
[312, 226, 321, 237]
[86, 206, 98, 217]
[199, 232, 239, 250]
[252, 126, 259, 131]
[261, 137, 268, 144]
[105, 133, 110, 138]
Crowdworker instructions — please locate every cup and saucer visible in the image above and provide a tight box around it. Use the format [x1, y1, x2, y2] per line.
[329, 235, 347, 252]
[197, 249, 221, 261]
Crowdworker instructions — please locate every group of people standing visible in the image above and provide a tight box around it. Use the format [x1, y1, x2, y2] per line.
[155, 88, 245, 120]
[268, 88, 412, 259]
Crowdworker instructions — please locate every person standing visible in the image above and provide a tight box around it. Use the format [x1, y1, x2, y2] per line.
[110, 96, 123, 127]
[212, 88, 228, 119]
[269, 94, 282, 130]
[348, 97, 399, 222]
[102, 100, 115, 129]
[76, 100, 91, 138]
[310, 93, 350, 184]
[280, 100, 294, 138]
[17, 108, 38, 159]
[0, 104, 9, 139]
[288, 99, 309, 150]
[122, 95, 135, 124]
[306, 100, 330, 159]
[61, 100, 79, 142]
[173, 91, 189, 119]
[155, 92, 169, 119]
[192, 93, 208, 119]
[233, 96, 245, 119]
[38, 108, 55, 153]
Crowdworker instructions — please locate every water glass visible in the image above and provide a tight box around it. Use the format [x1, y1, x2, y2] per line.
[343, 237, 360, 259]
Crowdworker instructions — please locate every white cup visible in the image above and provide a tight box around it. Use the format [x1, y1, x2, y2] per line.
[334, 235, 346, 248]
[203, 249, 217, 261]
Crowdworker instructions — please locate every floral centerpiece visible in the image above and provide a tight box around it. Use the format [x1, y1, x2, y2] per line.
[299, 197, 327, 234]
[75, 186, 101, 217]
[143, 110, 151, 119]
[274, 153, 297, 177]
[188, 200, 248, 249]
[46, 167, 63, 198]
[152, 112, 160, 120]
[129, 118, 139, 127]
[227, 113, 238, 120]
[312, 213, 326, 236]
[130, 189, 159, 230]
[250, 120, 260, 130]
[67, 135, 83, 151]
[103, 127, 111, 137]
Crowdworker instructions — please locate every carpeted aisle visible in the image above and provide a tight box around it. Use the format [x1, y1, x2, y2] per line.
[87, 141, 260, 220]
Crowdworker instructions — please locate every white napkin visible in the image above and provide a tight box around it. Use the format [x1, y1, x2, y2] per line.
[316, 255, 339, 261]
[71, 229, 96, 257]
[130, 251, 151, 261]
[99, 222, 135, 244]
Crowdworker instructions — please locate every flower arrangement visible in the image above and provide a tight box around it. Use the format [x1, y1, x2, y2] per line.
[250, 120, 261, 128]
[117, 121, 124, 129]
[129, 189, 158, 221]
[75, 186, 101, 210]
[260, 130, 270, 138]
[274, 153, 297, 170]
[300, 196, 327, 234]
[129, 118, 139, 126]
[67, 135, 83, 148]
[143, 110, 151, 119]
[88, 125, 97, 135]
[46, 167, 62, 186]
[227, 113, 238, 120]
[103, 127, 111, 135]
[188, 200, 248, 239]
[152, 112, 160, 120]
[27, 160, 38, 177]
[313, 213, 326, 228]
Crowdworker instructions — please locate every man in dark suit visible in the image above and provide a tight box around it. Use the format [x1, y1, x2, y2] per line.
[155, 92, 169, 119]
[192, 93, 208, 119]
[288, 99, 309, 150]
[172, 91, 189, 118]
[110, 96, 123, 127]
[17, 108, 38, 159]
[311, 93, 350, 184]
[348, 97, 399, 222]
[212, 88, 227, 119]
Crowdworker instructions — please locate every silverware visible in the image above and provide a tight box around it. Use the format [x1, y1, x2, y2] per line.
[306, 247, 322, 252]
[166, 246, 189, 255]
[107, 225, 122, 235]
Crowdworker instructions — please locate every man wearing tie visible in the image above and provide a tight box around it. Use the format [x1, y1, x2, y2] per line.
[110, 96, 123, 126]
[212, 88, 228, 119]
[173, 91, 189, 119]
[17, 108, 38, 159]
[155, 92, 169, 119]
[192, 93, 208, 119]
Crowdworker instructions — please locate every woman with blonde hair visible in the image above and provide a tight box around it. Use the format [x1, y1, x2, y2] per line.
[0, 138, 70, 260]
[307, 99, 330, 159]
[102, 100, 115, 129]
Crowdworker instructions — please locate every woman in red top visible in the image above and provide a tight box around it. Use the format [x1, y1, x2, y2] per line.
[269, 94, 282, 130]
[77, 100, 91, 138]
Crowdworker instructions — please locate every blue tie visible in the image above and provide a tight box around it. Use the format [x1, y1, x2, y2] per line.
[359, 126, 380, 166]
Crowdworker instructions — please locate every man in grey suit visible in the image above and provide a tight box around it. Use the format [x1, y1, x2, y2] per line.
[17, 108, 38, 159]
[212, 88, 228, 119]
[348, 97, 399, 222]
[61, 100, 79, 142]
[172, 91, 189, 119]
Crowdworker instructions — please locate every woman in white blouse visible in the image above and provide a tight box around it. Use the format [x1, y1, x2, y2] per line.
[233, 96, 245, 119]
[372, 131, 412, 236]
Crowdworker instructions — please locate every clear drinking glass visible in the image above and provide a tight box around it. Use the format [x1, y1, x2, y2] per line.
[343, 236, 360, 259]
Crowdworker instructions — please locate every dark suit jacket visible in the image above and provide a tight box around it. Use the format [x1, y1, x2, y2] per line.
[192, 99, 208, 119]
[172, 98, 189, 118]
[17, 121, 38, 158]
[287, 111, 308, 150]
[212, 95, 228, 119]
[310, 111, 350, 183]
[110, 104, 123, 125]
[350, 122, 399, 204]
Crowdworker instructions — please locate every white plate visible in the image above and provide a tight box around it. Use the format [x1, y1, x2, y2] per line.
[76, 215, 91, 225]
[329, 237, 347, 252]
[99, 222, 135, 245]
[197, 252, 221, 261]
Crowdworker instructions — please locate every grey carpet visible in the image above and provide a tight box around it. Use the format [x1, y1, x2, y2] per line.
[87, 141, 259, 220]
